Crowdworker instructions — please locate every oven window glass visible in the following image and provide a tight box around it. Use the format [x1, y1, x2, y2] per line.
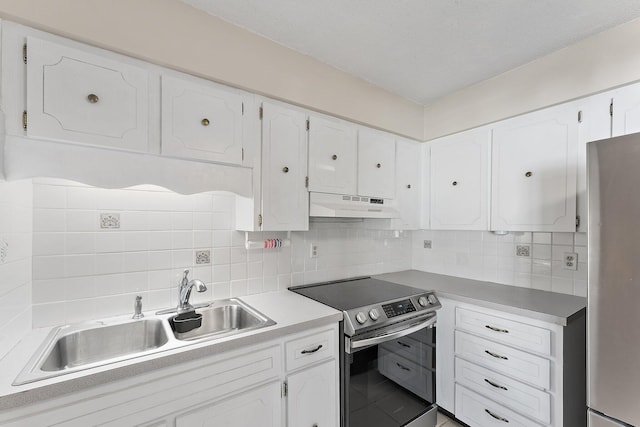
[346, 327, 436, 427]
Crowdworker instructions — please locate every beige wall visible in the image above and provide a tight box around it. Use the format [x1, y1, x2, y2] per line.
[424, 17, 640, 140]
[0, 0, 424, 139]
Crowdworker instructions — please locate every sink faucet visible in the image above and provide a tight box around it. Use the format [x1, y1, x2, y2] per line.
[178, 269, 207, 313]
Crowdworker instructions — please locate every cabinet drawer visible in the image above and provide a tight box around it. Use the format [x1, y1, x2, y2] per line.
[26, 36, 150, 152]
[455, 358, 551, 424]
[456, 385, 544, 427]
[456, 307, 551, 355]
[455, 331, 550, 389]
[285, 328, 336, 372]
[378, 347, 434, 402]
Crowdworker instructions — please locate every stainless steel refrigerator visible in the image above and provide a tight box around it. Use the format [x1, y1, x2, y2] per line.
[588, 132, 640, 426]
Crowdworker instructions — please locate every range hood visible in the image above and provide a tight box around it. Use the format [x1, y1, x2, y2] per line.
[309, 192, 400, 218]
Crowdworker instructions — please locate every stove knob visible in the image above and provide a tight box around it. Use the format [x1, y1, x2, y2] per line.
[428, 294, 438, 305]
[355, 312, 367, 324]
[369, 308, 380, 321]
[418, 296, 429, 307]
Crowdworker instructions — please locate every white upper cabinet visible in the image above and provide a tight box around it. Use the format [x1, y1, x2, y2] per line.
[161, 74, 244, 165]
[612, 81, 640, 137]
[357, 129, 396, 199]
[491, 103, 579, 232]
[26, 36, 150, 152]
[430, 127, 491, 230]
[307, 115, 358, 195]
[393, 139, 422, 230]
[260, 102, 309, 231]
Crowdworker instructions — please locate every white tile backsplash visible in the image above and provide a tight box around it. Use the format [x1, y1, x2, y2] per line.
[412, 229, 587, 296]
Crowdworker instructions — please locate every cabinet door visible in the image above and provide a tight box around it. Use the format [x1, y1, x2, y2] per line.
[261, 102, 309, 231]
[308, 115, 357, 195]
[612, 81, 640, 137]
[576, 92, 613, 232]
[430, 127, 490, 230]
[161, 74, 243, 165]
[175, 381, 281, 427]
[357, 129, 396, 198]
[26, 36, 150, 152]
[287, 360, 338, 427]
[491, 103, 578, 232]
[393, 139, 422, 230]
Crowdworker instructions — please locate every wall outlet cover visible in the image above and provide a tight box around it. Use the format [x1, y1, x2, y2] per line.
[424, 240, 432, 249]
[516, 245, 530, 257]
[100, 213, 121, 229]
[195, 250, 211, 265]
[310, 244, 318, 258]
[563, 252, 578, 270]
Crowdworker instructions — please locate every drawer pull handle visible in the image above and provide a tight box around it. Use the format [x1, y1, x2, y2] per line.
[484, 378, 508, 390]
[397, 341, 411, 348]
[87, 93, 99, 103]
[485, 409, 509, 423]
[485, 325, 509, 333]
[396, 362, 411, 371]
[485, 350, 508, 360]
[301, 344, 323, 354]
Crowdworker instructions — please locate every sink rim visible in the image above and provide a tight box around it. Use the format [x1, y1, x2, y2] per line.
[13, 298, 276, 386]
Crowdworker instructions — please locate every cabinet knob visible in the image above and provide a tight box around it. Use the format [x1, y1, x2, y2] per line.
[282, 166, 289, 173]
[313, 424, 318, 427]
[407, 184, 411, 189]
[525, 171, 532, 177]
[87, 93, 99, 104]
[376, 163, 381, 168]
[201, 118, 210, 126]
[332, 154, 338, 160]
[452, 181, 458, 186]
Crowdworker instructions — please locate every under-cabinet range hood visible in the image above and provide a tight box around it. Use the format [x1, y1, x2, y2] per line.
[309, 192, 400, 218]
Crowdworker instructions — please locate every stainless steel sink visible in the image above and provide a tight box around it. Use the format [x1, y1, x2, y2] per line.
[40, 318, 169, 372]
[14, 299, 276, 385]
[169, 298, 276, 341]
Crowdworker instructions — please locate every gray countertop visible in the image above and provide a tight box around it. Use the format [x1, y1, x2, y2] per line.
[0, 291, 342, 410]
[374, 270, 586, 326]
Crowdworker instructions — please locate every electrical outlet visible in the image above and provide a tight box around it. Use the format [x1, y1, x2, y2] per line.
[100, 213, 120, 229]
[564, 252, 578, 270]
[310, 244, 318, 258]
[195, 250, 211, 265]
[516, 245, 530, 257]
[424, 240, 432, 249]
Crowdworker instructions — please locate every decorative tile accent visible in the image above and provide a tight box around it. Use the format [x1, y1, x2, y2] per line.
[516, 244, 530, 257]
[195, 250, 211, 265]
[100, 213, 121, 229]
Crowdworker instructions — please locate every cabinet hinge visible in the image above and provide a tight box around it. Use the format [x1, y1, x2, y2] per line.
[241, 102, 244, 116]
[258, 214, 263, 227]
[306, 119, 310, 131]
[242, 148, 244, 161]
[281, 382, 288, 398]
[576, 215, 581, 228]
[22, 43, 27, 64]
[578, 110, 582, 123]
[610, 100, 614, 117]
[22, 111, 27, 130]
[259, 106, 263, 120]
[305, 176, 309, 188]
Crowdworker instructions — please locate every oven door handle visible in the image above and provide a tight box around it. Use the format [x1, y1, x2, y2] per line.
[346, 314, 436, 353]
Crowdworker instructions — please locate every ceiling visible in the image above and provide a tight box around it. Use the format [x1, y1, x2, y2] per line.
[181, 0, 640, 105]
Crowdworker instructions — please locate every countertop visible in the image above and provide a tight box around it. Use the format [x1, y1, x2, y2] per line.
[0, 290, 342, 410]
[375, 270, 586, 326]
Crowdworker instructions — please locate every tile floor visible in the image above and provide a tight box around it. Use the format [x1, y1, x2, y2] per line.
[437, 411, 464, 427]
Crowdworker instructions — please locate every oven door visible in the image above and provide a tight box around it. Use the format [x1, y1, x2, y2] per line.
[343, 314, 438, 427]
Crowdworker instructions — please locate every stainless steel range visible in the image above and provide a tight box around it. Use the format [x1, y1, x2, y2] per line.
[291, 276, 441, 427]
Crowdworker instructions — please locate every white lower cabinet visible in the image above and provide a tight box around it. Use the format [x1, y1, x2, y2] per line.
[0, 325, 340, 427]
[286, 361, 337, 427]
[436, 299, 586, 427]
[176, 381, 282, 427]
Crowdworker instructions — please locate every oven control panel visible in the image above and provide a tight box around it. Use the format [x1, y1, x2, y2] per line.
[382, 299, 416, 318]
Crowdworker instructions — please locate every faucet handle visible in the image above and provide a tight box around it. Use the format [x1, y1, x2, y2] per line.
[132, 295, 144, 319]
[181, 269, 190, 285]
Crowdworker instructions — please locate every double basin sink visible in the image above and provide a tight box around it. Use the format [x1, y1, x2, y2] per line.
[14, 298, 276, 385]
